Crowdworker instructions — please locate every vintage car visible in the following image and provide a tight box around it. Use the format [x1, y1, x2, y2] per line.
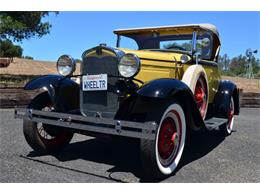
[15, 23, 240, 179]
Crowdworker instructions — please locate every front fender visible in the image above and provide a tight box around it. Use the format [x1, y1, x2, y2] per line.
[25, 74, 80, 112]
[116, 78, 204, 130]
[137, 78, 191, 98]
[24, 74, 65, 91]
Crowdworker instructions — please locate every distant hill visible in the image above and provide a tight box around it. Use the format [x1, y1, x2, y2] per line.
[222, 76, 260, 93]
[0, 58, 80, 75]
[0, 58, 259, 93]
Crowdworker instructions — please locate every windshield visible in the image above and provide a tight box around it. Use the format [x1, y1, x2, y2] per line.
[117, 31, 213, 60]
[159, 37, 192, 51]
[119, 33, 193, 52]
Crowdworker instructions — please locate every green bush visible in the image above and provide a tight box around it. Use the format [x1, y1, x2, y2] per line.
[22, 56, 34, 60]
[0, 40, 23, 58]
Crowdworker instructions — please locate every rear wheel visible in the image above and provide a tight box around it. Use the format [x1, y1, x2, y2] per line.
[219, 96, 235, 136]
[194, 75, 208, 119]
[23, 92, 73, 154]
[182, 65, 209, 119]
[140, 101, 186, 178]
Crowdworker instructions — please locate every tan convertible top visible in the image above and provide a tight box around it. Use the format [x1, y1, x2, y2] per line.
[114, 23, 219, 38]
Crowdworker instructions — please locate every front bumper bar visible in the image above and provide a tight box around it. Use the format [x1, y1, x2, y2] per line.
[14, 108, 157, 140]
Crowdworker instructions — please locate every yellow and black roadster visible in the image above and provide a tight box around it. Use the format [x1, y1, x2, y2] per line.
[15, 24, 240, 179]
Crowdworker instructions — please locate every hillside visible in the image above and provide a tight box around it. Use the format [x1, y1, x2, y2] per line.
[222, 76, 260, 93]
[0, 57, 80, 75]
[0, 58, 259, 93]
[0, 58, 57, 75]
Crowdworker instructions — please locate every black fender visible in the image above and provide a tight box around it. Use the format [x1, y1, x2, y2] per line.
[24, 74, 79, 112]
[211, 80, 240, 118]
[115, 78, 204, 130]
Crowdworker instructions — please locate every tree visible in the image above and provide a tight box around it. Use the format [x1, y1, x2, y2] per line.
[218, 53, 260, 77]
[218, 54, 231, 71]
[0, 40, 22, 58]
[0, 12, 56, 42]
[0, 12, 57, 58]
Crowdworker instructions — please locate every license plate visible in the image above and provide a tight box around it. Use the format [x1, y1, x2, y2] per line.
[82, 74, 107, 91]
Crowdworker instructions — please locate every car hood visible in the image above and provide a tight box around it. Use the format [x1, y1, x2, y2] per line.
[116, 48, 192, 83]
[118, 48, 190, 64]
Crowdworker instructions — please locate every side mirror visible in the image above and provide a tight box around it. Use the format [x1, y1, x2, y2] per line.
[193, 52, 202, 64]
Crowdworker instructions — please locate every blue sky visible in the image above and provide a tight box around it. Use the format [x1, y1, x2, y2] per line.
[20, 12, 260, 61]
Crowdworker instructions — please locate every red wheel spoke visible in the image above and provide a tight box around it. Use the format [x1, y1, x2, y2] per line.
[195, 76, 207, 118]
[228, 99, 234, 129]
[171, 132, 177, 142]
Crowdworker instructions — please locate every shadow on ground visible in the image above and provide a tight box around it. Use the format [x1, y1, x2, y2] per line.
[25, 130, 225, 182]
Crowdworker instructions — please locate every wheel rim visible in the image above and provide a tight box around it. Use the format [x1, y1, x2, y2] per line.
[227, 97, 234, 132]
[36, 105, 68, 146]
[195, 75, 207, 118]
[158, 110, 182, 167]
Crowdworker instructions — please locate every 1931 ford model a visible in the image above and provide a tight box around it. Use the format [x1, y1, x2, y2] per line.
[15, 24, 240, 178]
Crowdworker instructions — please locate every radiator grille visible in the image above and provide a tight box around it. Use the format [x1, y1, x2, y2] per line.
[80, 52, 119, 118]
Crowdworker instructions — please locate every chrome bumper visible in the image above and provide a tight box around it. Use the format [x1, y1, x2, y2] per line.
[14, 108, 157, 140]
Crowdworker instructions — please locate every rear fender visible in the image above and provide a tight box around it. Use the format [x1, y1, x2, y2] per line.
[24, 74, 79, 112]
[212, 80, 240, 117]
[116, 78, 204, 130]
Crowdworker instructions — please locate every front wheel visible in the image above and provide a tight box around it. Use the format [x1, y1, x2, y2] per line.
[23, 92, 74, 154]
[140, 101, 186, 179]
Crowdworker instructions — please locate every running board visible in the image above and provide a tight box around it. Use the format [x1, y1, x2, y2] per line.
[204, 117, 228, 131]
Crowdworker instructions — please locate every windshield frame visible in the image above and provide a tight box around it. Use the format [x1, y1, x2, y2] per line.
[116, 30, 214, 60]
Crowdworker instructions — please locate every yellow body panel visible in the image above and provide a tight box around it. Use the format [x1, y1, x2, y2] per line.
[119, 48, 221, 103]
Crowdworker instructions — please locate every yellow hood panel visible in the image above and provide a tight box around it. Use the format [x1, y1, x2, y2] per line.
[119, 48, 183, 64]
[118, 48, 188, 82]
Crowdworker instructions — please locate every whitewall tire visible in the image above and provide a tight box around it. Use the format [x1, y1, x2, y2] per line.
[219, 96, 235, 136]
[155, 103, 186, 175]
[140, 101, 187, 178]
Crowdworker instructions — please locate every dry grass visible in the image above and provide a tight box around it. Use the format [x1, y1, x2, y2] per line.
[0, 57, 80, 75]
[222, 76, 260, 93]
[0, 58, 57, 75]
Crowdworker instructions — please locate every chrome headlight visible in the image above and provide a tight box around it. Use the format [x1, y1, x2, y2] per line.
[57, 55, 76, 76]
[118, 53, 141, 78]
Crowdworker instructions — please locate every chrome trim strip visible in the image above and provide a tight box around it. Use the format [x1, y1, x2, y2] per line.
[199, 60, 218, 67]
[116, 35, 121, 47]
[192, 31, 197, 54]
[140, 57, 179, 63]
